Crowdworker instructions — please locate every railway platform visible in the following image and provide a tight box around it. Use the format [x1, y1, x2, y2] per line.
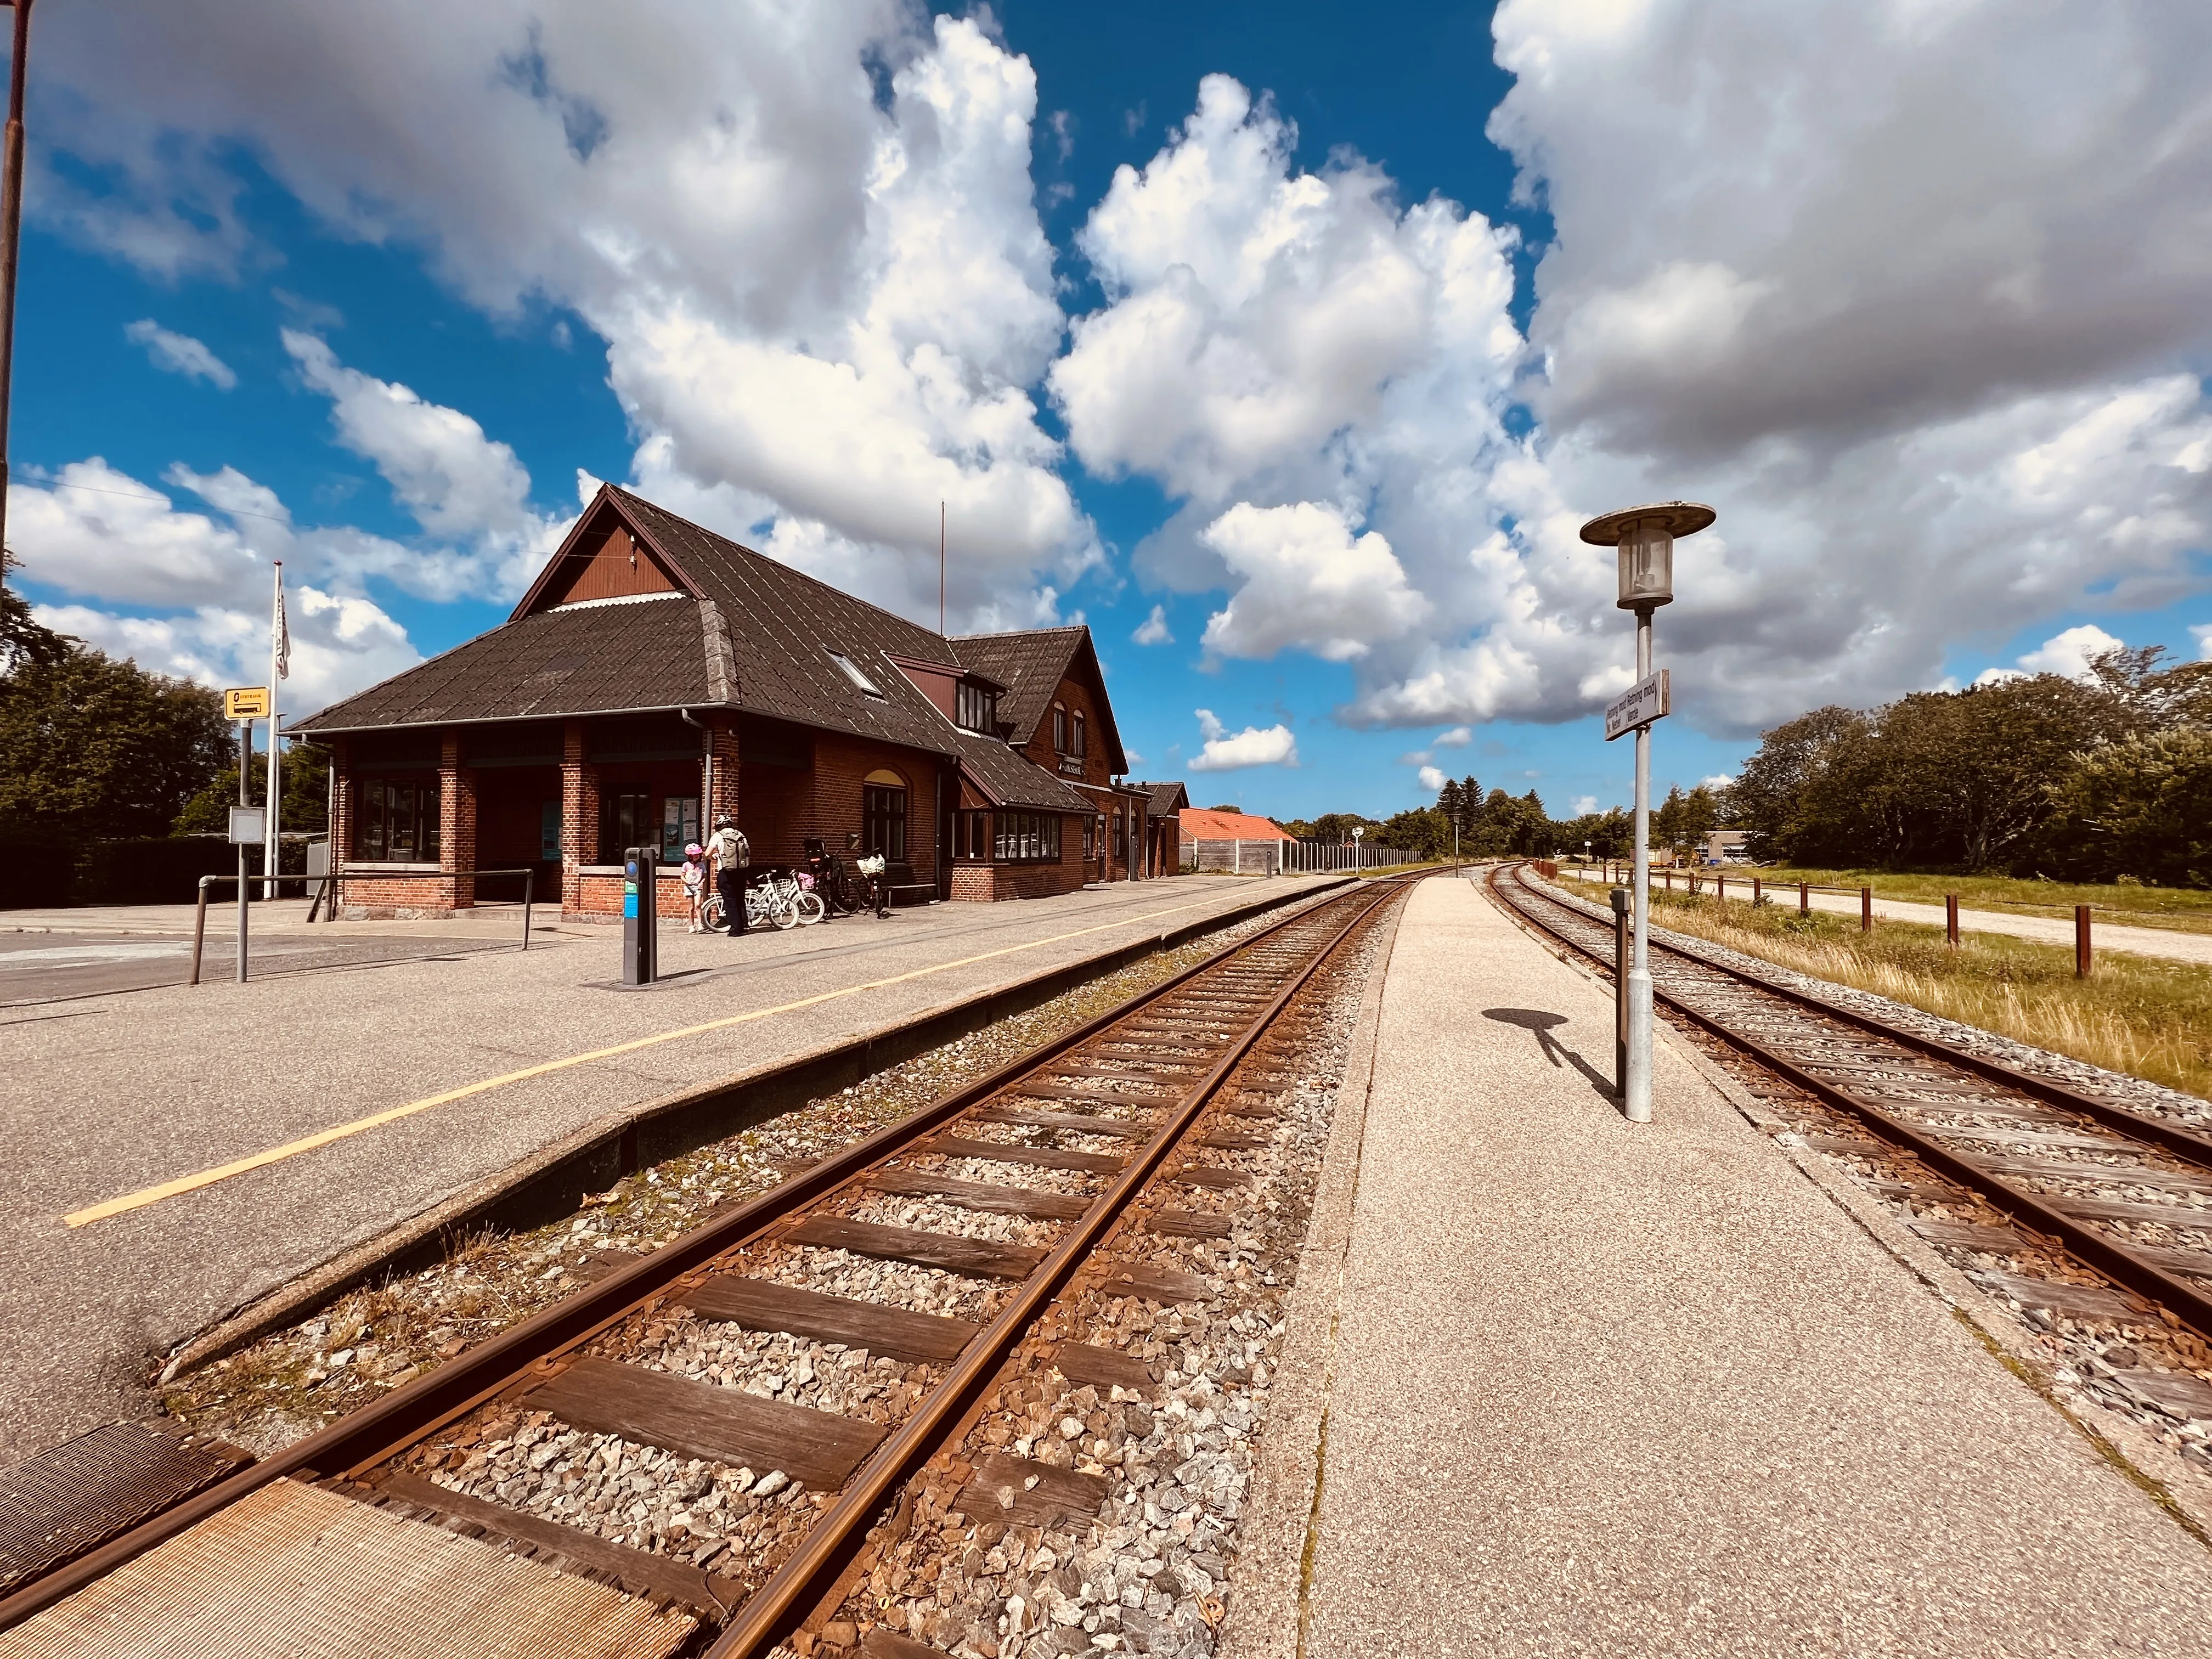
[1230, 873, 2212, 1657]
[0, 873, 1341, 1468]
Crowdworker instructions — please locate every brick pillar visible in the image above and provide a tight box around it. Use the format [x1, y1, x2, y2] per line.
[706, 719, 741, 828]
[441, 732, 475, 909]
[562, 719, 600, 913]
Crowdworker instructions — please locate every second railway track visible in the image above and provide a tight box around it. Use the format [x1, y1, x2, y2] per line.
[1489, 862, 2212, 1365]
[0, 874, 1410, 1657]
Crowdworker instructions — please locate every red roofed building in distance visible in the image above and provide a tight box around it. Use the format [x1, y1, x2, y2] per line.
[1176, 808, 1294, 869]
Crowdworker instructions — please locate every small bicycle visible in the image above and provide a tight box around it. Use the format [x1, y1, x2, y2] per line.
[700, 870, 819, 932]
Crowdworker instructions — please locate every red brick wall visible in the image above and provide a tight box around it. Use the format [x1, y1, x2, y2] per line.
[561, 719, 600, 912]
[739, 735, 944, 887]
[1016, 674, 1149, 880]
[572, 868, 691, 920]
[442, 732, 476, 908]
[1020, 675, 1114, 789]
[706, 719, 741, 828]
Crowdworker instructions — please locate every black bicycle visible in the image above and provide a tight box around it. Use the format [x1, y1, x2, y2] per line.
[803, 836, 888, 918]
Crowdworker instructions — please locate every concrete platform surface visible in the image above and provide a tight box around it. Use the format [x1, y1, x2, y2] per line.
[0, 874, 1329, 1463]
[1560, 864, 2212, 966]
[1265, 875, 2212, 1656]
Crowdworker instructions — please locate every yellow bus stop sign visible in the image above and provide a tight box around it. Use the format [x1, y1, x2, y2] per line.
[224, 686, 270, 720]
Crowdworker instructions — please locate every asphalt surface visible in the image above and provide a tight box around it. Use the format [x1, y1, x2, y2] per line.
[0, 876, 1334, 1463]
[1286, 875, 2212, 1655]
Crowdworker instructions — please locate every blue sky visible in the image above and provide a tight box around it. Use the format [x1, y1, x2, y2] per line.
[13, 0, 2211, 823]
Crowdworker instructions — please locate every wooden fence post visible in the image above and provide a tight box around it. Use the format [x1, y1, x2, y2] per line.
[1860, 886, 1872, 932]
[1945, 894, 1959, 946]
[1799, 881, 1809, 917]
[2076, 905, 2092, 978]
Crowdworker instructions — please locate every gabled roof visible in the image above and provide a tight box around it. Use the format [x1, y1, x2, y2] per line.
[1135, 780, 1190, 816]
[289, 594, 712, 731]
[290, 484, 1106, 816]
[1178, 808, 1293, 842]
[953, 625, 1127, 774]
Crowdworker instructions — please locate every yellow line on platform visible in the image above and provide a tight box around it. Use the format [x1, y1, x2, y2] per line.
[65, 893, 1245, 1228]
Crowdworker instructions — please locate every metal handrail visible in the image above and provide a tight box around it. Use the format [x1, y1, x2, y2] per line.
[191, 866, 535, 986]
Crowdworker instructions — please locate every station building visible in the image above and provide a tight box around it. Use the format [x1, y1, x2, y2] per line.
[291, 485, 1161, 918]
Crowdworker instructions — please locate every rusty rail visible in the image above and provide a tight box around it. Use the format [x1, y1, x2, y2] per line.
[1490, 862, 2212, 1346]
[0, 872, 1411, 1634]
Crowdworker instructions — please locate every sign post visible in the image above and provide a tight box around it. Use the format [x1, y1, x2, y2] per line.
[224, 689, 269, 981]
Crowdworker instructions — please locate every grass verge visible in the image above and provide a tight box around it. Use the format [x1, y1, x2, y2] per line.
[1644, 888, 2212, 1102]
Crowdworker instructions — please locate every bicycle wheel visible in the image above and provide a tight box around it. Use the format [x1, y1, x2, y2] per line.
[702, 893, 725, 931]
[794, 890, 826, 926]
[760, 884, 800, 930]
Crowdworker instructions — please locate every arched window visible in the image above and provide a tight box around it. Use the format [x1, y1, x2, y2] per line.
[1072, 712, 1086, 759]
[862, 768, 908, 860]
[1052, 703, 1068, 753]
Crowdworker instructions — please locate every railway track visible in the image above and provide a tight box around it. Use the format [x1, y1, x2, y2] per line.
[0, 874, 1409, 1657]
[1488, 862, 2212, 1362]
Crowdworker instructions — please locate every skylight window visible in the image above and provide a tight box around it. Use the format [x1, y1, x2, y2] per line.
[827, 651, 885, 698]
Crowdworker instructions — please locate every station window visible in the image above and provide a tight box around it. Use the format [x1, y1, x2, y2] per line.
[862, 777, 909, 860]
[604, 791, 653, 860]
[1052, 704, 1068, 753]
[1071, 712, 1086, 759]
[353, 776, 442, 862]
[952, 809, 991, 859]
[995, 810, 1061, 864]
[955, 681, 997, 734]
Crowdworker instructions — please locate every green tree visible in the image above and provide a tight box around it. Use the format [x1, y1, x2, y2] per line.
[1378, 806, 1447, 859]
[2043, 729, 2212, 887]
[0, 640, 230, 844]
[173, 741, 331, 835]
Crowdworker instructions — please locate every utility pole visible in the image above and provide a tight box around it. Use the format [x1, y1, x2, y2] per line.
[0, 0, 35, 596]
[939, 501, 946, 636]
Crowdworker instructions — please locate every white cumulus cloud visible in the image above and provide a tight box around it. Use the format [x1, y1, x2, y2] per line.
[1132, 603, 1173, 646]
[38, 4, 1094, 631]
[1417, 765, 1448, 792]
[1188, 708, 1299, 772]
[1196, 501, 1428, 663]
[124, 319, 236, 388]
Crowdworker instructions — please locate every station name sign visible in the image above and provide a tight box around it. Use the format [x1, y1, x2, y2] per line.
[1604, 670, 1670, 742]
[224, 685, 270, 720]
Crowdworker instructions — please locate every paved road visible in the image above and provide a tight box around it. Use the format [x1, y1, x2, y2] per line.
[1561, 866, 2212, 966]
[1257, 876, 2212, 1656]
[0, 876, 1335, 1464]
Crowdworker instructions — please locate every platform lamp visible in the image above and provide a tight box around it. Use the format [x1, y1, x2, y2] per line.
[1579, 500, 1716, 1124]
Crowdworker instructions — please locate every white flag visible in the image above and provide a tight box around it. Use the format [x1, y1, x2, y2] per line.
[273, 577, 290, 681]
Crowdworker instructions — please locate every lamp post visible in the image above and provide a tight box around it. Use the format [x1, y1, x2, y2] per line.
[1581, 500, 1715, 1124]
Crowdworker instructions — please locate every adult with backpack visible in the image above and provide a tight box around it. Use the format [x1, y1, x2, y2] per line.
[706, 814, 750, 936]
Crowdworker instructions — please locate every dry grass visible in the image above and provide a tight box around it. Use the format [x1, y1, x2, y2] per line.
[1752, 866, 2212, 935]
[1646, 889, 2212, 1102]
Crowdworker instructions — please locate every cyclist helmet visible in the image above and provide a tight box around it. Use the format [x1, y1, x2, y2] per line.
[714, 814, 733, 830]
[684, 842, 704, 859]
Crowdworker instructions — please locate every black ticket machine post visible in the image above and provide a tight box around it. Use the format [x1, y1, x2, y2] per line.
[623, 847, 659, 986]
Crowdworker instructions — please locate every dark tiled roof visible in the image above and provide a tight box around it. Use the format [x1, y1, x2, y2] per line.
[951, 628, 1084, 740]
[950, 729, 1094, 814]
[292, 596, 709, 731]
[294, 484, 1110, 818]
[1135, 780, 1189, 816]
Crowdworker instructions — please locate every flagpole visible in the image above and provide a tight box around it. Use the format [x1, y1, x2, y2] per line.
[264, 560, 283, 899]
